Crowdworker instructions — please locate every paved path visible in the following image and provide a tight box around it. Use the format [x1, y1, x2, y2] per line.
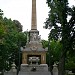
[18, 71, 51, 75]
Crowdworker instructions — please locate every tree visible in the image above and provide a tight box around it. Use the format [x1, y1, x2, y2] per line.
[45, 0, 75, 75]
[41, 40, 48, 49]
[0, 9, 27, 73]
[41, 39, 62, 69]
[13, 20, 22, 32]
[0, 9, 7, 73]
[48, 40, 62, 75]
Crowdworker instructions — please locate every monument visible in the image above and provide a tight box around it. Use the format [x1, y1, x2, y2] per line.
[22, 0, 47, 66]
[18, 0, 50, 75]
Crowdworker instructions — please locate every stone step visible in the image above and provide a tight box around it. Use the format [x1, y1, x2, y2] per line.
[18, 72, 51, 75]
[20, 64, 48, 72]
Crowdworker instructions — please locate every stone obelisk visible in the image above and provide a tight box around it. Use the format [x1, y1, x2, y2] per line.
[31, 0, 37, 30]
[29, 0, 39, 41]
[20, 0, 48, 73]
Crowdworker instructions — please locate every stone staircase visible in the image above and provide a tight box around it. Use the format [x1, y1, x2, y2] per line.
[18, 72, 51, 75]
[18, 64, 51, 75]
[20, 64, 48, 72]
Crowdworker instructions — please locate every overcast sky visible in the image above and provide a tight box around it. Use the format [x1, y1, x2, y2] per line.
[0, 0, 75, 40]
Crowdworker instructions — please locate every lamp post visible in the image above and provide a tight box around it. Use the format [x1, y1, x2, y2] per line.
[18, 43, 21, 71]
[48, 38, 50, 70]
[17, 37, 21, 73]
[26, 29, 29, 44]
[48, 39, 53, 75]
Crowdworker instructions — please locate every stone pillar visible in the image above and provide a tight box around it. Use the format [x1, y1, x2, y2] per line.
[52, 63, 58, 75]
[31, 0, 37, 30]
[41, 53, 46, 64]
[11, 62, 17, 75]
[4, 62, 17, 75]
[22, 52, 27, 64]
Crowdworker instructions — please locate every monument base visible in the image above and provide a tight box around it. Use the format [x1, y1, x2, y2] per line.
[20, 64, 48, 72]
[18, 64, 51, 75]
[18, 71, 51, 75]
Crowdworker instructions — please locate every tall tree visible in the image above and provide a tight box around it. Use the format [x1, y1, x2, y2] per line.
[0, 9, 27, 73]
[45, 0, 75, 75]
[13, 20, 22, 32]
[0, 9, 6, 72]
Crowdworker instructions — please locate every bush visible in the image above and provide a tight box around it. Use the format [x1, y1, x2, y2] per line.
[65, 61, 75, 71]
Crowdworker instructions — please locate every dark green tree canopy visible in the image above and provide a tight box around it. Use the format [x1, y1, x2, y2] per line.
[45, 0, 75, 51]
[45, 0, 75, 75]
[13, 20, 23, 32]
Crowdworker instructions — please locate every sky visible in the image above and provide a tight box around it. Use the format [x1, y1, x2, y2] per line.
[0, 0, 75, 40]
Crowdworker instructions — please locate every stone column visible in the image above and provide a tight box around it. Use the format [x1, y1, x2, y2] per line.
[4, 62, 17, 75]
[31, 0, 37, 30]
[41, 53, 46, 64]
[52, 63, 58, 75]
[22, 52, 27, 64]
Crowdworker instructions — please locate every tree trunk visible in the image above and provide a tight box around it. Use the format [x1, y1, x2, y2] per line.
[51, 71, 53, 75]
[58, 51, 65, 75]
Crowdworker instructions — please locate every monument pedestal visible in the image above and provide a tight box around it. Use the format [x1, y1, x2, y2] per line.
[20, 64, 48, 72]
[18, 0, 49, 75]
[18, 64, 51, 75]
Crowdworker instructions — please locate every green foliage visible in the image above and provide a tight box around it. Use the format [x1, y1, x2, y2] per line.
[65, 51, 75, 71]
[46, 40, 62, 67]
[41, 39, 62, 67]
[41, 40, 48, 48]
[0, 9, 27, 72]
[13, 20, 22, 32]
[50, 40, 62, 62]
[65, 61, 75, 70]
[45, 0, 75, 75]
[45, 0, 75, 51]
[0, 9, 3, 17]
